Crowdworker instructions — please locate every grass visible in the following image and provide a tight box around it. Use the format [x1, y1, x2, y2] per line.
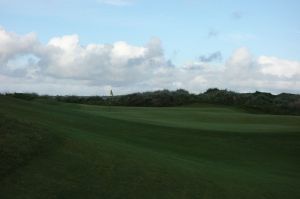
[0, 114, 53, 177]
[0, 95, 299, 199]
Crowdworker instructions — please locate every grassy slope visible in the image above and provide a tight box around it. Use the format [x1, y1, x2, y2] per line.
[0, 96, 299, 199]
[0, 114, 53, 178]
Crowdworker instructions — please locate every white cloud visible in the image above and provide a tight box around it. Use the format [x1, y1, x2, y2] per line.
[0, 27, 38, 65]
[258, 56, 300, 78]
[0, 27, 300, 95]
[39, 34, 167, 87]
[224, 47, 256, 79]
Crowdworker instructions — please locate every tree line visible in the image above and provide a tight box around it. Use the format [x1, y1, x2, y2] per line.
[2, 88, 300, 115]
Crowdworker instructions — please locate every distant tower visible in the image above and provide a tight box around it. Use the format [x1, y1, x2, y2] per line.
[110, 89, 114, 97]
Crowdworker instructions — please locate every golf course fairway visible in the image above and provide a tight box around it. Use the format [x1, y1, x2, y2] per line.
[0, 96, 299, 199]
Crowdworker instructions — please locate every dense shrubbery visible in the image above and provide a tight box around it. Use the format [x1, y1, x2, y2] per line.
[3, 88, 300, 115]
[113, 89, 197, 107]
[198, 89, 300, 115]
[5, 93, 39, 100]
[110, 88, 300, 115]
[55, 95, 105, 105]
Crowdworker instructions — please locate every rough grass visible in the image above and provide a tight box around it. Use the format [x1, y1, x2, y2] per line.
[0, 96, 299, 199]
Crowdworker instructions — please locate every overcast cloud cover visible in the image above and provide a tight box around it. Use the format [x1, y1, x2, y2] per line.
[0, 26, 300, 95]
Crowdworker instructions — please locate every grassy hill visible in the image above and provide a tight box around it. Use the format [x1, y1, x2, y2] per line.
[0, 95, 299, 198]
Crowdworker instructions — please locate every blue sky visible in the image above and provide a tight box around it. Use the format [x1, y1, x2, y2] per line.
[1, 0, 299, 63]
[0, 0, 300, 95]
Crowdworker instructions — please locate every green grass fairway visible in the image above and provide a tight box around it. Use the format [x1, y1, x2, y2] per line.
[0, 96, 299, 199]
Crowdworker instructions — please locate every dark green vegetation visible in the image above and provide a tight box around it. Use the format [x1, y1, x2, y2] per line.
[5, 88, 300, 115]
[0, 95, 299, 198]
[0, 115, 52, 177]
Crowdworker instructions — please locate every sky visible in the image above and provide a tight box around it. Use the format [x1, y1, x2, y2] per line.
[0, 0, 300, 95]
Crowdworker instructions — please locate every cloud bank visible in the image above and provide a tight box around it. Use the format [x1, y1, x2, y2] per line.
[0, 27, 299, 95]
